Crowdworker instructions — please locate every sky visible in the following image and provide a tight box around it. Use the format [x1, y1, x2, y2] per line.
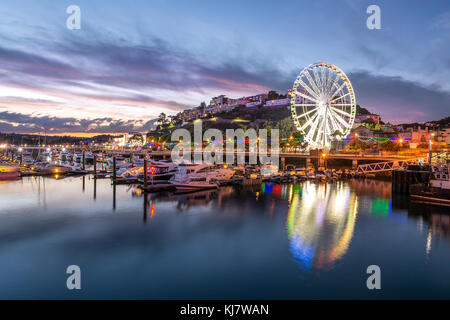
[0, 0, 449, 134]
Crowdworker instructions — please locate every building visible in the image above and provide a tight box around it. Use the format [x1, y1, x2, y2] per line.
[264, 97, 290, 107]
[437, 128, 450, 145]
[244, 93, 268, 107]
[355, 114, 381, 124]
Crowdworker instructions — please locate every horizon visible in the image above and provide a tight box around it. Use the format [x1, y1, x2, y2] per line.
[0, 0, 449, 134]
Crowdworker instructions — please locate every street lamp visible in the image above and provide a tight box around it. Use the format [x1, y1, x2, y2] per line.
[321, 152, 327, 169]
[429, 132, 435, 165]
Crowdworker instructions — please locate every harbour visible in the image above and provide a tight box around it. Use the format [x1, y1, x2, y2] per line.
[0, 0, 449, 304]
[0, 175, 448, 299]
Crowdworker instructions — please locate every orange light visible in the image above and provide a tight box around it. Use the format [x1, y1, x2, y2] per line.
[399, 139, 404, 143]
[150, 203, 155, 218]
[322, 153, 327, 158]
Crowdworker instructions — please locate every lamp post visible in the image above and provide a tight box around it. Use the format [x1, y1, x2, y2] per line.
[321, 152, 327, 169]
[429, 132, 435, 165]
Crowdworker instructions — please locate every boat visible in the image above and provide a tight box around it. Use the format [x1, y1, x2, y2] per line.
[74, 153, 83, 163]
[38, 152, 51, 162]
[34, 163, 71, 175]
[119, 161, 176, 182]
[0, 165, 20, 180]
[171, 163, 234, 183]
[107, 155, 130, 168]
[59, 151, 70, 162]
[172, 175, 219, 192]
[410, 164, 450, 207]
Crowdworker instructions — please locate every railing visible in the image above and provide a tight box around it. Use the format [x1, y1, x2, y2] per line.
[357, 159, 420, 173]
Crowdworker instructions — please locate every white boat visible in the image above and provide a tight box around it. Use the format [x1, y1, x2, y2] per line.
[118, 161, 175, 182]
[38, 152, 51, 162]
[260, 164, 280, 177]
[171, 163, 234, 183]
[59, 151, 71, 161]
[172, 175, 219, 192]
[107, 156, 130, 168]
[74, 153, 83, 163]
[85, 153, 94, 165]
[431, 164, 450, 190]
[21, 151, 34, 165]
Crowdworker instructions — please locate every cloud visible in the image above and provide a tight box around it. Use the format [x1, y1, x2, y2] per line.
[349, 71, 450, 123]
[431, 11, 450, 30]
[0, 111, 158, 134]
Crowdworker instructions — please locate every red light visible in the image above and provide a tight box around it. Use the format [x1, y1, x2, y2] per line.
[150, 203, 155, 218]
[150, 166, 155, 175]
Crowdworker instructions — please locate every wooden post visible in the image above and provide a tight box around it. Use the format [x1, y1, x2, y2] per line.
[93, 154, 97, 174]
[20, 149, 23, 164]
[144, 158, 148, 188]
[113, 156, 116, 183]
[93, 175, 97, 200]
[82, 151, 86, 170]
[143, 193, 148, 223]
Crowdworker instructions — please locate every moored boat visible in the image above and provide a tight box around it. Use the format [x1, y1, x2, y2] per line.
[0, 165, 20, 180]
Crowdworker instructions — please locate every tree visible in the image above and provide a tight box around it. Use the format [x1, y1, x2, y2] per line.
[379, 140, 400, 152]
[267, 90, 280, 100]
[128, 134, 144, 146]
[157, 113, 169, 129]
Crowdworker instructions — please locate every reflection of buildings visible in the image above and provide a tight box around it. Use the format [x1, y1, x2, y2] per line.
[286, 181, 358, 270]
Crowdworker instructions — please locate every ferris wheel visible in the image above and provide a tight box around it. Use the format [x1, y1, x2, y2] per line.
[290, 62, 356, 149]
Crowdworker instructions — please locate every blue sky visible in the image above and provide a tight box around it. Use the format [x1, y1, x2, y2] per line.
[0, 0, 449, 133]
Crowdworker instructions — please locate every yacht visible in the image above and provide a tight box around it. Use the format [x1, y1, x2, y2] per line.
[170, 163, 234, 183]
[34, 163, 71, 175]
[59, 151, 71, 162]
[172, 175, 219, 192]
[0, 165, 20, 180]
[38, 152, 51, 162]
[107, 155, 130, 168]
[74, 153, 83, 163]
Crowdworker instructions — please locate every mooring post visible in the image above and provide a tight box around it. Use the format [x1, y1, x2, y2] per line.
[93, 154, 97, 175]
[113, 155, 117, 183]
[82, 151, 86, 171]
[143, 193, 148, 223]
[20, 149, 23, 165]
[144, 158, 148, 188]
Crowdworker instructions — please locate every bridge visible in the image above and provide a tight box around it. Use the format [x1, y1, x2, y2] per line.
[356, 151, 450, 173]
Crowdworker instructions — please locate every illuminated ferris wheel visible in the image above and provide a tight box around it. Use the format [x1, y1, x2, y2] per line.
[290, 62, 356, 149]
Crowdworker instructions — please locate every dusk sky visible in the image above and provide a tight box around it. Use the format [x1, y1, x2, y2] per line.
[0, 0, 449, 134]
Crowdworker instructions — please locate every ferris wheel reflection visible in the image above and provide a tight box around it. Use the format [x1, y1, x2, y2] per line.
[286, 181, 358, 270]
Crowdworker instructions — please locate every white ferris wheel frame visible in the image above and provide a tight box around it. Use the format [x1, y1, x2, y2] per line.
[290, 62, 356, 149]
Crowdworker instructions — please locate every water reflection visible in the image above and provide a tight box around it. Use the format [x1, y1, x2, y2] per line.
[286, 181, 358, 270]
[393, 194, 450, 256]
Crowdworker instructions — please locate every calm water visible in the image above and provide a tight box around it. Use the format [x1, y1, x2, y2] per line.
[0, 176, 449, 299]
